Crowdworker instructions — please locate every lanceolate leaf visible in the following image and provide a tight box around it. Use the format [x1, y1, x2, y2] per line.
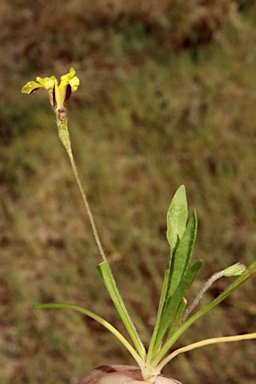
[148, 186, 189, 362]
[97, 261, 146, 360]
[168, 211, 197, 296]
[167, 185, 188, 252]
[167, 297, 187, 340]
[147, 268, 170, 362]
[151, 260, 202, 357]
[151, 261, 256, 367]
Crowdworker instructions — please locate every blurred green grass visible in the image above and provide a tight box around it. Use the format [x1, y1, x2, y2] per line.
[1, 1, 256, 384]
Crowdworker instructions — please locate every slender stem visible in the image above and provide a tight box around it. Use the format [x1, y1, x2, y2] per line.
[155, 333, 256, 372]
[177, 270, 226, 328]
[57, 117, 107, 262]
[57, 118, 147, 361]
[178, 263, 246, 327]
[67, 149, 107, 262]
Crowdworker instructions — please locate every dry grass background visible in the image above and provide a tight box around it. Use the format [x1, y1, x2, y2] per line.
[1, 1, 256, 383]
[0, 0, 234, 75]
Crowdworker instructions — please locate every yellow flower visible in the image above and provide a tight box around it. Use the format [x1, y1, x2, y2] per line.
[21, 67, 80, 112]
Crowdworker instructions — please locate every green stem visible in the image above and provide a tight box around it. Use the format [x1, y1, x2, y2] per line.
[57, 118, 107, 263]
[67, 149, 107, 262]
[56, 118, 146, 360]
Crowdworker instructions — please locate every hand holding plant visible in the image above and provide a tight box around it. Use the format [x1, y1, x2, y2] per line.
[22, 68, 256, 384]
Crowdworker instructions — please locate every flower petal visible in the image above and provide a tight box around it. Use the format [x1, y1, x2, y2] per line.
[21, 81, 44, 94]
[21, 68, 80, 112]
[60, 67, 76, 83]
[69, 76, 80, 92]
[59, 68, 80, 105]
[60, 68, 76, 84]
[55, 82, 66, 108]
[36, 76, 55, 91]
[43, 78, 55, 93]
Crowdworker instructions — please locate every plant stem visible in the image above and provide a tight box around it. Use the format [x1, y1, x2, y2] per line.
[57, 118, 107, 263]
[67, 149, 107, 262]
[57, 118, 147, 360]
[178, 263, 246, 327]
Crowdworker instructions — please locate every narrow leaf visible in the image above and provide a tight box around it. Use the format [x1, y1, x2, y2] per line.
[167, 297, 187, 340]
[151, 184, 189, 359]
[151, 261, 256, 367]
[169, 211, 197, 296]
[97, 261, 146, 360]
[34, 303, 144, 370]
[151, 260, 202, 357]
[147, 268, 170, 361]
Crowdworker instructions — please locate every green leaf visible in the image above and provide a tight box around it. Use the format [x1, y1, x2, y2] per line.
[97, 261, 146, 360]
[151, 260, 202, 357]
[168, 211, 197, 296]
[147, 268, 170, 362]
[167, 297, 187, 340]
[34, 303, 144, 370]
[167, 185, 188, 252]
[151, 261, 256, 367]
[147, 186, 190, 362]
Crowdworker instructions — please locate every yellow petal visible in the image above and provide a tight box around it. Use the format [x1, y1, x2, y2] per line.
[36, 77, 46, 86]
[58, 68, 80, 106]
[55, 82, 66, 108]
[61, 67, 76, 83]
[21, 69, 80, 110]
[21, 81, 44, 94]
[69, 76, 80, 92]
[43, 78, 55, 93]
[35, 76, 55, 90]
